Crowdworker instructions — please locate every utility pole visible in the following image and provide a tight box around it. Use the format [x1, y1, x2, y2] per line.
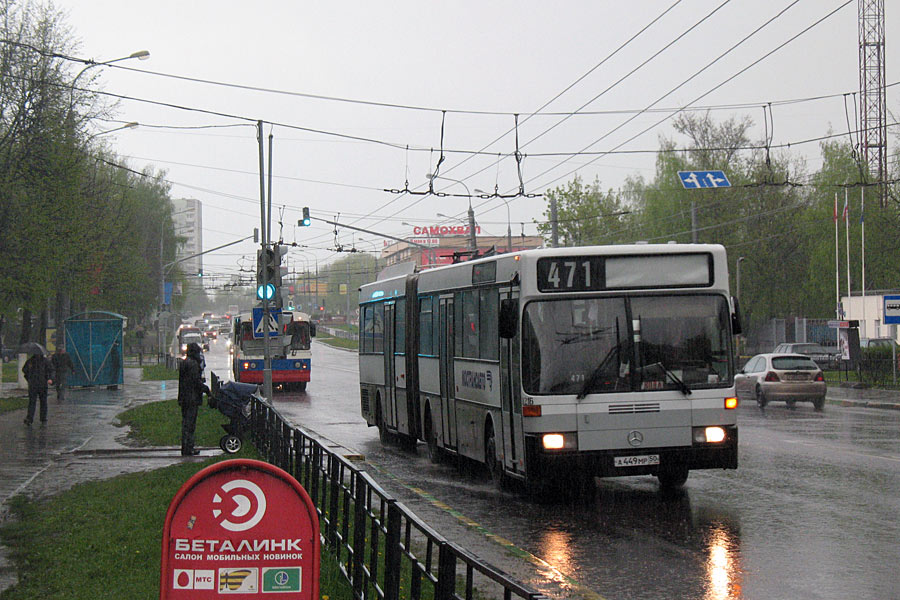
[550, 195, 559, 248]
[258, 120, 273, 400]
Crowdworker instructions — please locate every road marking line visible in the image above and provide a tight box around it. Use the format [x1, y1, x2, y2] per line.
[365, 462, 606, 600]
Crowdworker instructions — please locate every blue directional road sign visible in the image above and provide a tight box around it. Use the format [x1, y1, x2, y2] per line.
[678, 170, 731, 189]
[252, 307, 282, 338]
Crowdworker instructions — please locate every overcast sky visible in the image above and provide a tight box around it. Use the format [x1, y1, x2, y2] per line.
[51, 0, 896, 286]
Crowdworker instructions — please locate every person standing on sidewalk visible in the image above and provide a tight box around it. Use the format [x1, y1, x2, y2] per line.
[177, 343, 208, 456]
[22, 350, 54, 425]
[50, 346, 74, 401]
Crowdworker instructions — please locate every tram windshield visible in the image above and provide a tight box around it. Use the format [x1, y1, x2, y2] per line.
[522, 295, 733, 396]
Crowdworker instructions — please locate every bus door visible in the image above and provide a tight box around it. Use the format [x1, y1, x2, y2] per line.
[383, 302, 397, 431]
[500, 289, 524, 474]
[439, 296, 458, 451]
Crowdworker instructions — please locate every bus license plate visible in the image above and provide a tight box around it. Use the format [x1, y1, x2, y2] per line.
[614, 455, 660, 468]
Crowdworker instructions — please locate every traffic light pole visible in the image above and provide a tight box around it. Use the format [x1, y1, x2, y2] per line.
[258, 120, 273, 401]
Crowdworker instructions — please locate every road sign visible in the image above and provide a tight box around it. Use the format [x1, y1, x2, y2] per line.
[252, 307, 281, 338]
[160, 459, 320, 599]
[678, 170, 731, 189]
[884, 295, 900, 325]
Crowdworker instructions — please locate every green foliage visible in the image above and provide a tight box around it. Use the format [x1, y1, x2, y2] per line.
[0, 1, 179, 330]
[140, 363, 179, 381]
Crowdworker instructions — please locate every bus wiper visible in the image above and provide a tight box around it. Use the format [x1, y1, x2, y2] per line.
[577, 344, 620, 399]
[645, 361, 692, 396]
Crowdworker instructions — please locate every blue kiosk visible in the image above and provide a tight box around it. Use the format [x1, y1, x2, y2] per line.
[64, 311, 125, 389]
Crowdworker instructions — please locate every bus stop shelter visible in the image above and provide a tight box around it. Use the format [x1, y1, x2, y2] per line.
[64, 311, 124, 389]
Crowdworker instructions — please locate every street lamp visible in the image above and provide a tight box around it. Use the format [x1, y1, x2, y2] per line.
[86, 121, 138, 140]
[475, 188, 511, 252]
[67, 50, 150, 122]
[426, 173, 477, 252]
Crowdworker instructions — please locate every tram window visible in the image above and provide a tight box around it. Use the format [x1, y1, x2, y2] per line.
[419, 297, 433, 355]
[479, 288, 498, 360]
[362, 305, 374, 353]
[373, 303, 384, 353]
[395, 299, 405, 354]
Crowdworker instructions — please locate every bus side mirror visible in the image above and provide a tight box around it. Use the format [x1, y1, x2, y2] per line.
[499, 299, 518, 339]
[732, 297, 743, 336]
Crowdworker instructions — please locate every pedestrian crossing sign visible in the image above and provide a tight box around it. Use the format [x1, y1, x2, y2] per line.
[252, 308, 281, 338]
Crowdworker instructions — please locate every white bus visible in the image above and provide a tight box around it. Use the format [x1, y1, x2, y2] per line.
[359, 244, 741, 491]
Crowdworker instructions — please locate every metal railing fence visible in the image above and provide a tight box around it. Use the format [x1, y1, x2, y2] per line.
[250, 398, 549, 600]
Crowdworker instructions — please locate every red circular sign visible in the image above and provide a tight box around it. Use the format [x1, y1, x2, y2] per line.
[159, 459, 319, 599]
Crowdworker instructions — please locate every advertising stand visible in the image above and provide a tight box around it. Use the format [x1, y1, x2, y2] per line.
[160, 460, 320, 598]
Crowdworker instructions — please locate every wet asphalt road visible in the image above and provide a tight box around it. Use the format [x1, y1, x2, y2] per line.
[218, 341, 900, 600]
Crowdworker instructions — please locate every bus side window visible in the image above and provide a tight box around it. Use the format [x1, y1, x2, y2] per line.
[395, 299, 405, 354]
[479, 288, 498, 360]
[362, 305, 374, 353]
[373, 303, 384, 353]
[419, 297, 433, 355]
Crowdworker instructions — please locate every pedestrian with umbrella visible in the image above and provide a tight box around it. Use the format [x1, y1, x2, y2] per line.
[51, 345, 75, 401]
[21, 344, 54, 425]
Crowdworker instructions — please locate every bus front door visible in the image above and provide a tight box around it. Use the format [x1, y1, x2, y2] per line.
[383, 302, 396, 432]
[439, 296, 458, 452]
[500, 289, 524, 475]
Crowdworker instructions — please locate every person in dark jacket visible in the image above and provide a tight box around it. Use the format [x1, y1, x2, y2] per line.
[177, 342, 208, 456]
[50, 346, 75, 401]
[23, 351, 54, 425]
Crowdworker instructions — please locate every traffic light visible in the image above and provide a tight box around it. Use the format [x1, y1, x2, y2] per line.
[299, 207, 311, 227]
[273, 244, 288, 308]
[256, 248, 276, 301]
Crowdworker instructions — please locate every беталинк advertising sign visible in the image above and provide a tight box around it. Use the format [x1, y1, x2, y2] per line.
[159, 459, 320, 598]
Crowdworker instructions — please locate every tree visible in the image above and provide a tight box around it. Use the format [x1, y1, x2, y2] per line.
[536, 175, 629, 246]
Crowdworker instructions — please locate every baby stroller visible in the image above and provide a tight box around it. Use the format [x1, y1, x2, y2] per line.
[209, 372, 264, 454]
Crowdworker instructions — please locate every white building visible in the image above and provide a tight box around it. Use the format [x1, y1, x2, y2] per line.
[171, 198, 203, 277]
[841, 291, 900, 342]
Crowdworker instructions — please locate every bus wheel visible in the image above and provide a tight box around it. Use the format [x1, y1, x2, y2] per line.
[485, 425, 504, 489]
[424, 409, 443, 464]
[296, 381, 307, 392]
[657, 466, 689, 490]
[376, 401, 391, 445]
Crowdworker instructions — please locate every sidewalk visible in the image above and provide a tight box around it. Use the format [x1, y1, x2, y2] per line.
[0, 368, 217, 591]
[826, 382, 900, 410]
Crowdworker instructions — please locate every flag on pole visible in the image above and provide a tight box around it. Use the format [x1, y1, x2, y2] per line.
[833, 194, 838, 223]
[842, 194, 849, 222]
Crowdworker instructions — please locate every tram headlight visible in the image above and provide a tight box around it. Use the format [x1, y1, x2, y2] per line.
[542, 433, 576, 451]
[693, 426, 727, 444]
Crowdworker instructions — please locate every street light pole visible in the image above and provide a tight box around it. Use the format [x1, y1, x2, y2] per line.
[476, 188, 511, 252]
[427, 174, 476, 253]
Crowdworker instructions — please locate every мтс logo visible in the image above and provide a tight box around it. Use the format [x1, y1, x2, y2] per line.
[212, 479, 267, 532]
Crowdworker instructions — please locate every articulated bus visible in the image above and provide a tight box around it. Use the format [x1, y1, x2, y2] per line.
[358, 244, 741, 491]
[232, 310, 314, 391]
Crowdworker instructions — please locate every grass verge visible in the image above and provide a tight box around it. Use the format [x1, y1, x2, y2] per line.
[141, 363, 178, 381]
[0, 399, 354, 600]
[316, 336, 358, 351]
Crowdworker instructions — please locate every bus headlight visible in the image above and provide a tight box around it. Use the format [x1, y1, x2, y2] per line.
[693, 426, 726, 444]
[542, 433, 576, 451]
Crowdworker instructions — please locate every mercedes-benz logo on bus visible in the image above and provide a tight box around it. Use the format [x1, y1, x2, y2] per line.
[627, 430, 644, 447]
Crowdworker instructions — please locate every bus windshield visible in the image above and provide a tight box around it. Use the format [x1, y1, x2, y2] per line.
[522, 294, 733, 396]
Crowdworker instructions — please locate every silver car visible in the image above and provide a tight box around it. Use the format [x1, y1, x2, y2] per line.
[735, 353, 826, 410]
[772, 342, 839, 370]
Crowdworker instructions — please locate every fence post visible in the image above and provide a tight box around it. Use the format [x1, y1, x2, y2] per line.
[436, 542, 456, 600]
[328, 456, 341, 548]
[383, 500, 402, 600]
[352, 475, 367, 597]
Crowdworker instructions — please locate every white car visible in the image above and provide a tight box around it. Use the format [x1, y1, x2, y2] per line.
[736, 353, 826, 410]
